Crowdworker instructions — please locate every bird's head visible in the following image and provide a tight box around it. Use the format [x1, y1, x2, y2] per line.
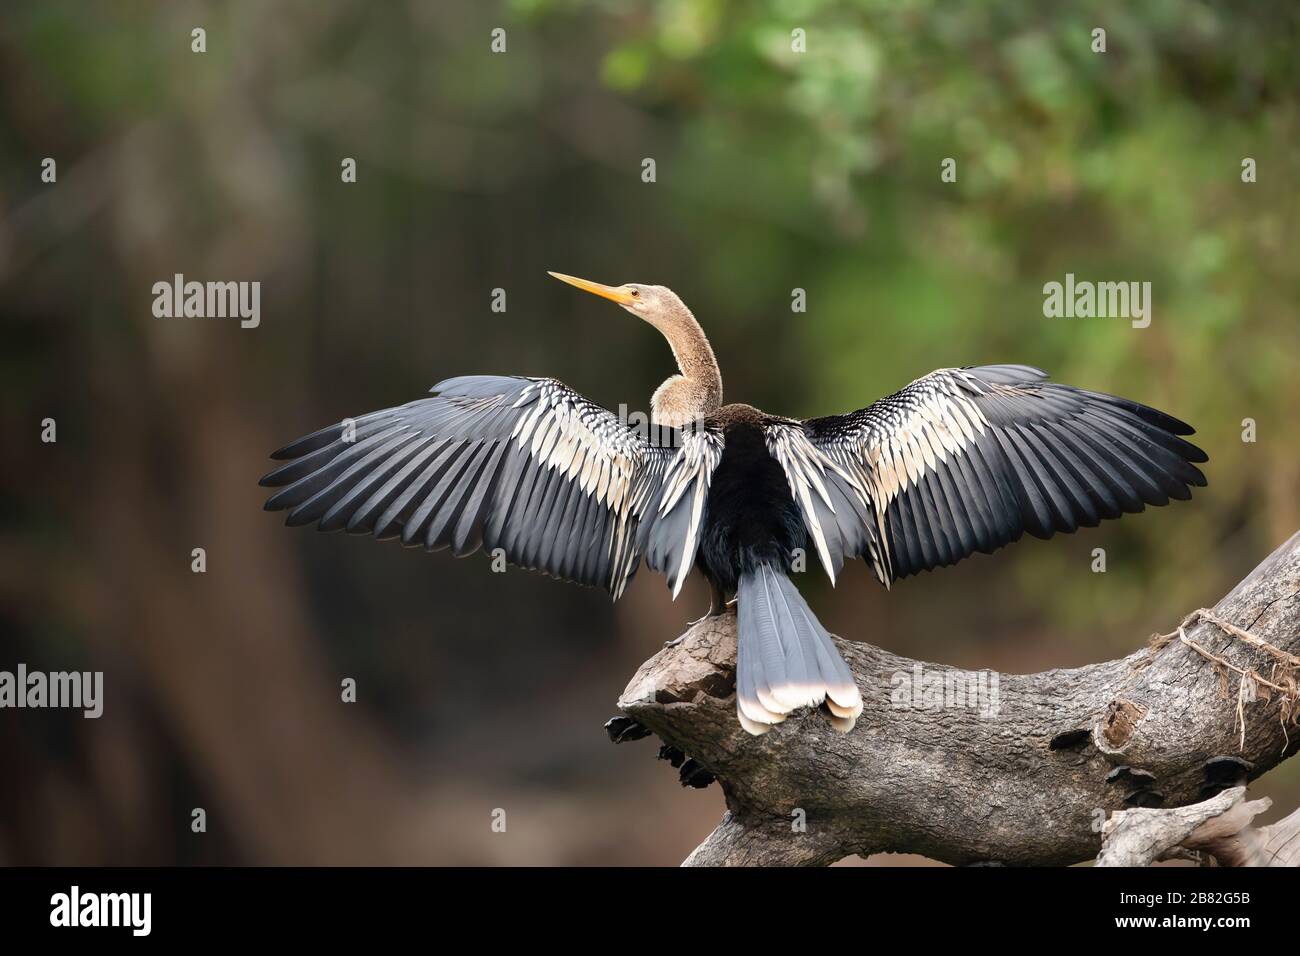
[547, 271, 689, 331]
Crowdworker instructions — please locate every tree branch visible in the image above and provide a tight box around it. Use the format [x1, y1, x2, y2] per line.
[1097, 785, 1300, 866]
[614, 531, 1300, 866]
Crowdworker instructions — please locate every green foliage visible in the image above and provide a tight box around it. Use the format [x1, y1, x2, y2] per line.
[4, 0, 1295, 640]
[544, 0, 1300, 632]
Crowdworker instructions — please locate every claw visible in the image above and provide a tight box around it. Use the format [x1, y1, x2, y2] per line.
[604, 715, 652, 744]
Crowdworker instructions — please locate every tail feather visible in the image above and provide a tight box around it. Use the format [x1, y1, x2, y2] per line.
[736, 564, 863, 735]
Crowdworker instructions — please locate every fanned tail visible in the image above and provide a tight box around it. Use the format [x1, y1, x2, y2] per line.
[735, 563, 863, 735]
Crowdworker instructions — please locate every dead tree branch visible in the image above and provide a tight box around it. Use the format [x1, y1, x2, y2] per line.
[1098, 785, 1300, 866]
[614, 531, 1300, 866]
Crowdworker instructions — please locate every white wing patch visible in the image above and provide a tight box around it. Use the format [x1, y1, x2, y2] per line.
[765, 422, 861, 585]
[508, 380, 668, 597]
[657, 428, 725, 598]
[777, 370, 994, 586]
[513, 386, 640, 510]
[852, 378, 986, 506]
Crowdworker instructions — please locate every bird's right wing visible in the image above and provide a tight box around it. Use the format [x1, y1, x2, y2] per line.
[261, 375, 723, 599]
[782, 364, 1207, 585]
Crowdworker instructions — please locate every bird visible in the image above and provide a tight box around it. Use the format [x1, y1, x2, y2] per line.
[261, 272, 1207, 736]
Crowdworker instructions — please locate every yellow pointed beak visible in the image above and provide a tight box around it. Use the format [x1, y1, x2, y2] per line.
[547, 271, 637, 305]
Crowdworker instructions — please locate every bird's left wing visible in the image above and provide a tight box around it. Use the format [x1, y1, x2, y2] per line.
[261, 375, 722, 598]
[770, 364, 1207, 586]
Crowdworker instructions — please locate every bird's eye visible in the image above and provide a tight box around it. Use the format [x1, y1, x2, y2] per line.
[629, 289, 639, 297]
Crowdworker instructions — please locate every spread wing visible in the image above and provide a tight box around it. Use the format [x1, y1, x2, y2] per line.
[261, 375, 723, 599]
[772, 364, 1208, 586]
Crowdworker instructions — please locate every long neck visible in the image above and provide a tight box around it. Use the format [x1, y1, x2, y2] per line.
[656, 307, 723, 412]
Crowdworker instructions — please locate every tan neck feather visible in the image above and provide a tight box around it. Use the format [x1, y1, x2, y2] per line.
[651, 305, 722, 422]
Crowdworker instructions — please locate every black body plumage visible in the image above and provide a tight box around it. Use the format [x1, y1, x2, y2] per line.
[696, 415, 808, 592]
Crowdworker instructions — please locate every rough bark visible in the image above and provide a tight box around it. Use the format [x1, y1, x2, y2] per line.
[1098, 785, 1300, 866]
[615, 531, 1300, 866]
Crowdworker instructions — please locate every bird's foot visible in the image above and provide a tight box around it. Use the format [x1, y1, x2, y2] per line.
[678, 607, 725, 634]
[658, 744, 715, 789]
[672, 585, 735, 642]
[605, 715, 653, 744]
[674, 599, 736, 640]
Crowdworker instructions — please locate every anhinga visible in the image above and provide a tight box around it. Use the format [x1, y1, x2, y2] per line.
[262, 272, 1207, 736]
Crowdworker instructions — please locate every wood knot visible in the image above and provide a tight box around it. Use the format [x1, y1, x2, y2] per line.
[1101, 698, 1148, 749]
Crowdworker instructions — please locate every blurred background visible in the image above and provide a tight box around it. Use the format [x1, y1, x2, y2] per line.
[1, 0, 1297, 865]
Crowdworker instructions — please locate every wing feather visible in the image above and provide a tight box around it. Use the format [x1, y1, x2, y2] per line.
[262, 375, 723, 596]
[777, 365, 1206, 584]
